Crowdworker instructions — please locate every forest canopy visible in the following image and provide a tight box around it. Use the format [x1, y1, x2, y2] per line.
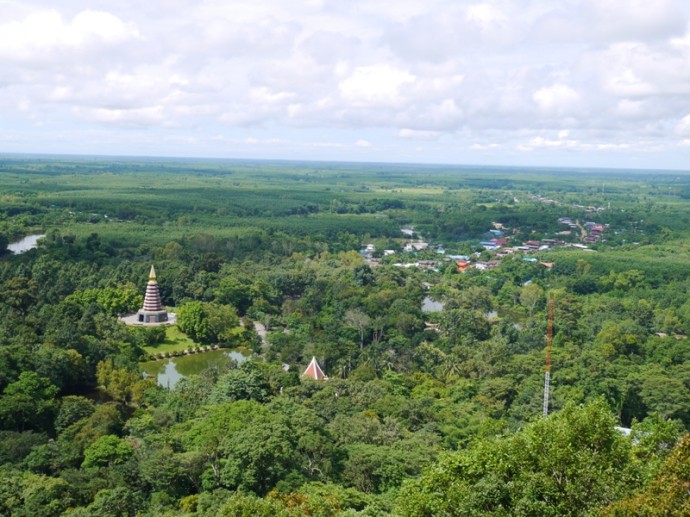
[0, 156, 689, 515]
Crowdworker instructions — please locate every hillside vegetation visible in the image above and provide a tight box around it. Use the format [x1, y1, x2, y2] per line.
[0, 156, 689, 515]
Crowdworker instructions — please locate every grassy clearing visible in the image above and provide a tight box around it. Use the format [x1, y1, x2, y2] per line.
[143, 326, 197, 355]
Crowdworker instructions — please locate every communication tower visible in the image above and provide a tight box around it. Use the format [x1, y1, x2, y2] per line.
[543, 298, 554, 417]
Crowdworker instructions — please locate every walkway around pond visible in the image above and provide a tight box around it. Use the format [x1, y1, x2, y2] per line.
[149, 344, 221, 360]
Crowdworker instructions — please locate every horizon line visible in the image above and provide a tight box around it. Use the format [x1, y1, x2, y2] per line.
[2, 151, 689, 176]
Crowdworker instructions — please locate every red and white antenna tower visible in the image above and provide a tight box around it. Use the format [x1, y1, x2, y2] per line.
[543, 298, 555, 417]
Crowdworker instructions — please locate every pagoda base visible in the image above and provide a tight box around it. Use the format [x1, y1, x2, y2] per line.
[137, 309, 169, 323]
[118, 312, 176, 326]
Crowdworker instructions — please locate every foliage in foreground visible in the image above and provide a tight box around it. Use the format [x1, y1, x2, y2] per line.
[398, 401, 639, 516]
[603, 434, 690, 516]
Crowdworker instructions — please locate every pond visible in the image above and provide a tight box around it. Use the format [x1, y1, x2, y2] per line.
[140, 349, 251, 389]
[422, 296, 445, 312]
[8, 233, 45, 254]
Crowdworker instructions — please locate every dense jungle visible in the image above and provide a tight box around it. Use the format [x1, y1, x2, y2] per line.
[0, 155, 689, 516]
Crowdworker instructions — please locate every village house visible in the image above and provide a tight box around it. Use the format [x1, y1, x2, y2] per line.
[403, 241, 429, 252]
[456, 260, 470, 272]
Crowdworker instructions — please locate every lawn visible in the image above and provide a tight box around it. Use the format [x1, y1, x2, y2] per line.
[143, 326, 197, 355]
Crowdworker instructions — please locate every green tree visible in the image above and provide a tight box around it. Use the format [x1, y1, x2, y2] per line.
[79, 486, 144, 517]
[520, 283, 543, 317]
[0, 372, 59, 433]
[215, 276, 252, 314]
[595, 321, 641, 358]
[209, 363, 271, 403]
[345, 309, 371, 350]
[97, 284, 143, 316]
[177, 301, 240, 344]
[183, 400, 263, 490]
[604, 435, 690, 516]
[176, 301, 208, 342]
[206, 303, 241, 344]
[639, 372, 690, 421]
[342, 443, 417, 493]
[0, 277, 38, 315]
[34, 346, 88, 390]
[216, 491, 289, 516]
[81, 434, 134, 469]
[0, 468, 23, 515]
[96, 361, 152, 406]
[0, 431, 47, 465]
[630, 413, 685, 481]
[220, 412, 294, 495]
[20, 473, 74, 517]
[397, 401, 639, 516]
[55, 396, 95, 434]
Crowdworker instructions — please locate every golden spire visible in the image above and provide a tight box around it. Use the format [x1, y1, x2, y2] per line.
[149, 265, 157, 281]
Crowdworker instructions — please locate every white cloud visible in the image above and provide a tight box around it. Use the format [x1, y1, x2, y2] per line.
[586, 0, 685, 41]
[470, 143, 501, 150]
[676, 114, 690, 136]
[465, 4, 508, 30]
[72, 11, 139, 44]
[616, 99, 643, 117]
[518, 132, 631, 152]
[73, 105, 164, 126]
[339, 64, 416, 107]
[1, 0, 690, 167]
[533, 84, 582, 115]
[0, 9, 139, 61]
[398, 129, 441, 140]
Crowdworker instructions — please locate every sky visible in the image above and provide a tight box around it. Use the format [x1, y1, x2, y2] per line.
[2, 0, 690, 170]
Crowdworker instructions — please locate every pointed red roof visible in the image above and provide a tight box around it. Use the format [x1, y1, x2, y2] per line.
[302, 356, 328, 380]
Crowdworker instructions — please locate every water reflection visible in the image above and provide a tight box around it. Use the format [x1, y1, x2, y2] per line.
[8, 234, 45, 254]
[140, 349, 250, 388]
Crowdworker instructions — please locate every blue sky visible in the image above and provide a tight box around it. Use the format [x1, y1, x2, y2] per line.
[2, 0, 690, 170]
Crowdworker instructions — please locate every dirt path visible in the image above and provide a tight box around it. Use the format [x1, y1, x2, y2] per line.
[253, 321, 268, 351]
[575, 219, 587, 240]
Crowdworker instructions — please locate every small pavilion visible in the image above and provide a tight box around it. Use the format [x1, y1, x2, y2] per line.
[302, 356, 328, 380]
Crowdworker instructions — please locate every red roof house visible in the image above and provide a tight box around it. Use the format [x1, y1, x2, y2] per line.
[456, 260, 470, 272]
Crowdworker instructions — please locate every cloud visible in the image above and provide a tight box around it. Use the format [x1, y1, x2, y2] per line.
[398, 129, 441, 140]
[586, 0, 686, 41]
[0, 9, 140, 62]
[465, 4, 508, 30]
[533, 84, 582, 115]
[517, 132, 631, 152]
[1, 0, 690, 167]
[339, 64, 416, 107]
[676, 114, 690, 136]
[73, 105, 165, 126]
[470, 142, 501, 150]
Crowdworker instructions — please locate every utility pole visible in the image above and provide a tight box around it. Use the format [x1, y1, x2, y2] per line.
[543, 298, 555, 417]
